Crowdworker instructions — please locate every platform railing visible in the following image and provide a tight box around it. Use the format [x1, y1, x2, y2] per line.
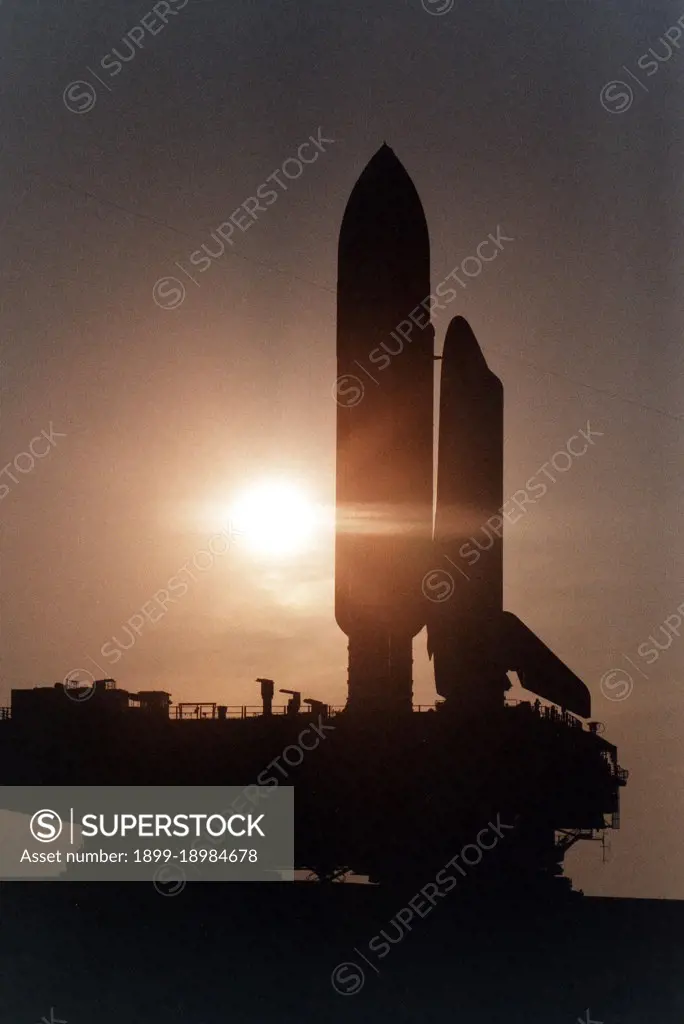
[505, 698, 586, 729]
[168, 703, 441, 720]
[0, 703, 443, 722]
[170, 704, 343, 720]
[1, 701, 595, 723]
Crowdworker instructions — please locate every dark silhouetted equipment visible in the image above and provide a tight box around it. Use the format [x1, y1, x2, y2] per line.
[501, 613, 591, 719]
[279, 689, 301, 716]
[258, 677, 275, 716]
[304, 699, 329, 717]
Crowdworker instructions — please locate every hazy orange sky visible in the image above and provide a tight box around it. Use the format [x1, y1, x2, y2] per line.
[1, 0, 683, 899]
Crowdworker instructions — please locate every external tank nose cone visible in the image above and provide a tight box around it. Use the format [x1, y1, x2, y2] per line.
[339, 145, 429, 264]
[346, 143, 418, 198]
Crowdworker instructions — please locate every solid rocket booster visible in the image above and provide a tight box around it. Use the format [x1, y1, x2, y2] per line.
[428, 317, 591, 719]
[428, 316, 506, 710]
[335, 145, 434, 712]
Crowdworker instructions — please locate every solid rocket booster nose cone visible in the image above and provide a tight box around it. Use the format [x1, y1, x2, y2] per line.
[447, 314, 472, 334]
[442, 316, 490, 374]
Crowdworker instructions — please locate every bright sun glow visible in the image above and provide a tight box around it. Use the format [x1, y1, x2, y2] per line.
[230, 480, 318, 558]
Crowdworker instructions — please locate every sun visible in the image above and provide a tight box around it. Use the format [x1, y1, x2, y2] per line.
[229, 480, 319, 558]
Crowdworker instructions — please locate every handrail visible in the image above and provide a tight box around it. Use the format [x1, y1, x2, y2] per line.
[0, 703, 443, 722]
[169, 703, 441, 719]
[0, 701, 600, 725]
[505, 698, 587, 729]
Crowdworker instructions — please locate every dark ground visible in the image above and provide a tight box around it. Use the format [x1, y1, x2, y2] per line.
[1, 883, 682, 1024]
